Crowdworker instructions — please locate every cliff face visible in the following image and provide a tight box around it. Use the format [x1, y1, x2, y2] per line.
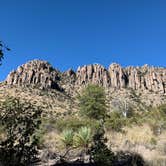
[75, 64, 110, 88]
[5, 60, 166, 94]
[108, 64, 166, 94]
[6, 60, 62, 90]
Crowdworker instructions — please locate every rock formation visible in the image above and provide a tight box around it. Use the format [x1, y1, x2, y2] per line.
[5, 60, 166, 94]
[6, 60, 62, 90]
[75, 64, 110, 88]
[109, 63, 128, 88]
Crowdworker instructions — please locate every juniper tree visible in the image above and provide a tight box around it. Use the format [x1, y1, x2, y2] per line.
[78, 84, 107, 120]
[90, 124, 115, 166]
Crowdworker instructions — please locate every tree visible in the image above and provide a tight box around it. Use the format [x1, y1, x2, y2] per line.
[78, 84, 107, 120]
[0, 97, 42, 166]
[0, 41, 10, 65]
[111, 98, 135, 118]
[90, 124, 115, 166]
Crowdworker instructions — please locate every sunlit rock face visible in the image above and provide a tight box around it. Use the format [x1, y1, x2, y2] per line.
[109, 63, 128, 88]
[75, 64, 110, 88]
[108, 63, 165, 94]
[6, 60, 61, 90]
[124, 65, 166, 94]
[5, 60, 166, 94]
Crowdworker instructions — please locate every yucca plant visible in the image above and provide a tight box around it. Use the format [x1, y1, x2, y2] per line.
[74, 126, 92, 162]
[61, 129, 74, 149]
[74, 127, 91, 149]
[60, 129, 75, 161]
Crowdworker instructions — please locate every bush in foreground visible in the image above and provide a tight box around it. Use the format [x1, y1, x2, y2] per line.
[0, 97, 42, 166]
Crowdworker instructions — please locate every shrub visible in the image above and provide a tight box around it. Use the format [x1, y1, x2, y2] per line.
[0, 97, 42, 166]
[55, 117, 100, 133]
[146, 106, 166, 135]
[74, 127, 92, 150]
[150, 137, 157, 145]
[61, 129, 74, 148]
[105, 111, 126, 132]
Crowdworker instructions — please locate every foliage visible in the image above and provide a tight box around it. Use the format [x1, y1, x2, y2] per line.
[105, 111, 126, 132]
[0, 97, 42, 166]
[142, 105, 166, 135]
[0, 41, 10, 65]
[105, 110, 141, 132]
[150, 137, 157, 145]
[0, 125, 5, 142]
[60, 127, 92, 162]
[74, 127, 92, 150]
[90, 124, 115, 166]
[78, 84, 107, 120]
[55, 116, 100, 132]
[105, 104, 166, 134]
[61, 129, 74, 148]
[111, 98, 135, 118]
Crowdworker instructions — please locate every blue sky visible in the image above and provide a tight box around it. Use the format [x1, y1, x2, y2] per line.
[0, 0, 166, 81]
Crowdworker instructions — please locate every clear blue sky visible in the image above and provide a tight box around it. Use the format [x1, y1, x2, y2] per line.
[0, 0, 166, 81]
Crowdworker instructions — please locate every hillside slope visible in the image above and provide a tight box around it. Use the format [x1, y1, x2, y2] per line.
[1, 59, 166, 112]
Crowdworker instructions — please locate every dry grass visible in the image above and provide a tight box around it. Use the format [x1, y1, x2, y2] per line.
[107, 124, 166, 164]
[42, 131, 64, 153]
[123, 124, 153, 144]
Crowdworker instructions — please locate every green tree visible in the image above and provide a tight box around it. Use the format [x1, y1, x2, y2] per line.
[78, 84, 107, 120]
[90, 124, 115, 166]
[0, 97, 42, 166]
[0, 41, 10, 65]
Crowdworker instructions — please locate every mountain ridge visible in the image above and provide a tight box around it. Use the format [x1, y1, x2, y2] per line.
[5, 59, 166, 94]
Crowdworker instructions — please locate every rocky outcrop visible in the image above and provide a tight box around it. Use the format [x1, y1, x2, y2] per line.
[6, 60, 62, 90]
[75, 64, 110, 88]
[109, 63, 128, 88]
[5, 60, 166, 94]
[125, 65, 166, 93]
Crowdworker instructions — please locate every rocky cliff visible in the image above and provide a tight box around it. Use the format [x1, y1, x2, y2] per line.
[5, 60, 166, 94]
[6, 60, 62, 90]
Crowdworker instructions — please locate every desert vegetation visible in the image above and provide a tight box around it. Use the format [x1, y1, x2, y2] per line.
[0, 82, 166, 165]
[0, 97, 42, 165]
[34, 84, 166, 165]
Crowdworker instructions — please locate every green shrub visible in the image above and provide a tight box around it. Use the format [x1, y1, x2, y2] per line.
[150, 137, 157, 145]
[105, 110, 144, 132]
[0, 97, 42, 165]
[55, 117, 100, 133]
[105, 111, 127, 132]
[61, 129, 74, 148]
[145, 106, 166, 135]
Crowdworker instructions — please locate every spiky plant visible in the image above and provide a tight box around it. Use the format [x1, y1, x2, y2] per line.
[60, 129, 75, 162]
[74, 126, 92, 155]
[61, 129, 74, 149]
